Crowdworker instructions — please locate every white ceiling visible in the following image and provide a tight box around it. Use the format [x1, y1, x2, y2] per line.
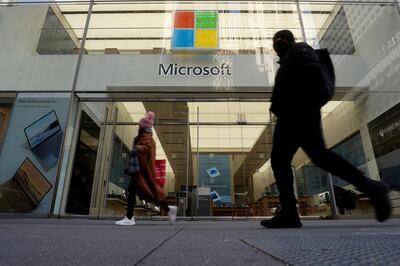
[122, 100, 341, 179]
[122, 100, 341, 150]
[56, 1, 337, 51]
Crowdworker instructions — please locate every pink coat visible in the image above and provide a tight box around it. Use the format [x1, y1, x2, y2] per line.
[135, 133, 166, 202]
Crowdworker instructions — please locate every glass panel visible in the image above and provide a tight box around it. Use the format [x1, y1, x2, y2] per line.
[319, 92, 400, 218]
[75, 1, 302, 92]
[85, 100, 274, 218]
[66, 111, 101, 215]
[73, 90, 400, 219]
[77, 1, 303, 53]
[68, 1, 400, 219]
[94, 101, 190, 218]
[0, 2, 89, 215]
[1, 1, 400, 219]
[0, 3, 89, 90]
[37, 6, 81, 55]
[189, 101, 272, 217]
[297, 1, 400, 218]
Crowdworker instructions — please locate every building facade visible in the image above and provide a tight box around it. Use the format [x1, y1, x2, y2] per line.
[0, 0, 399, 218]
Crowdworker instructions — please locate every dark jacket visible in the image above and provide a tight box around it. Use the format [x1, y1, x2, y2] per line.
[270, 42, 324, 119]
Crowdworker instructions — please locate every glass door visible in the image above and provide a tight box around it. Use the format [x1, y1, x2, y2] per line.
[65, 111, 101, 215]
[81, 98, 359, 219]
[91, 101, 191, 218]
[189, 101, 272, 217]
[87, 99, 276, 218]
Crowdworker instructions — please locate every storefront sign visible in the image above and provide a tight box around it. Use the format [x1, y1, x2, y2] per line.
[158, 63, 232, 76]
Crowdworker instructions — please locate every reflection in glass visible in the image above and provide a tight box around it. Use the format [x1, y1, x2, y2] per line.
[66, 112, 100, 215]
[36, 7, 79, 55]
[93, 101, 274, 217]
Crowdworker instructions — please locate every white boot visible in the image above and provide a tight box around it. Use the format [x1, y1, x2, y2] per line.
[168, 206, 178, 224]
[115, 217, 135, 226]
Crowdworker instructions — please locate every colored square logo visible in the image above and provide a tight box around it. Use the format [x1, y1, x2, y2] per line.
[195, 29, 218, 48]
[174, 12, 195, 28]
[196, 11, 217, 28]
[172, 11, 218, 50]
[172, 29, 194, 48]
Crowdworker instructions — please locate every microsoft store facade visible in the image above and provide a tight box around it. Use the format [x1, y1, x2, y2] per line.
[0, 0, 400, 219]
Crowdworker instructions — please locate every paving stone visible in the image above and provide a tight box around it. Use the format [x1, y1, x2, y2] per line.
[0, 218, 399, 265]
[245, 234, 400, 265]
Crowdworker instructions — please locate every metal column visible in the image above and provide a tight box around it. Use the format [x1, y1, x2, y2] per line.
[50, 0, 95, 216]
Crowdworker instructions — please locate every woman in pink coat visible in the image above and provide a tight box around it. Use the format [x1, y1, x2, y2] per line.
[115, 111, 177, 226]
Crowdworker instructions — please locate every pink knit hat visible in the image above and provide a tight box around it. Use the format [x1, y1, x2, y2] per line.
[138, 111, 155, 128]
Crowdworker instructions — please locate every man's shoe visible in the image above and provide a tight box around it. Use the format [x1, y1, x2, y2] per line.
[260, 210, 302, 229]
[365, 180, 392, 222]
[115, 217, 136, 226]
[168, 206, 177, 224]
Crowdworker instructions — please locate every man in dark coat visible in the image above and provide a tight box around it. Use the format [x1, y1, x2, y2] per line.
[261, 30, 391, 228]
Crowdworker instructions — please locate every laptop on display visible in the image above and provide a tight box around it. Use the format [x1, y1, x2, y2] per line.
[0, 158, 52, 212]
[210, 191, 222, 202]
[24, 110, 63, 169]
[13, 157, 52, 207]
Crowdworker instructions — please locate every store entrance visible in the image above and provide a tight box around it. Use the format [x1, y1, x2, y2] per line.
[66, 97, 354, 219]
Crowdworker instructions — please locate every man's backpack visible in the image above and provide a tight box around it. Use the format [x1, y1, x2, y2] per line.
[315, 48, 335, 106]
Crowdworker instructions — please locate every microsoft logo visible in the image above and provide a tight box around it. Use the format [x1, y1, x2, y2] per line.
[172, 11, 219, 50]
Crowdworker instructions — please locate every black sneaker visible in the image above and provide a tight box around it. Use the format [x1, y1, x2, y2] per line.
[260, 210, 303, 228]
[365, 180, 392, 222]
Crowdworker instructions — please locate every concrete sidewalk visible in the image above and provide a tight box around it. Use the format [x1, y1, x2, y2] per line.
[0, 218, 400, 265]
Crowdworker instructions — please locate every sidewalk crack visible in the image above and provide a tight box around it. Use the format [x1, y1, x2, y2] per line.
[239, 239, 290, 266]
[134, 225, 186, 265]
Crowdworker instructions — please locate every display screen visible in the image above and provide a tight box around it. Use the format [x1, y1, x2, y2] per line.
[210, 191, 222, 202]
[24, 110, 61, 150]
[13, 158, 52, 206]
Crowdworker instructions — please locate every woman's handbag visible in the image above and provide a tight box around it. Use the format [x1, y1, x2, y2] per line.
[124, 147, 140, 176]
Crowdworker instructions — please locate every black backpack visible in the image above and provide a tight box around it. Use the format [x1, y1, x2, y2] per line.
[315, 48, 335, 106]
